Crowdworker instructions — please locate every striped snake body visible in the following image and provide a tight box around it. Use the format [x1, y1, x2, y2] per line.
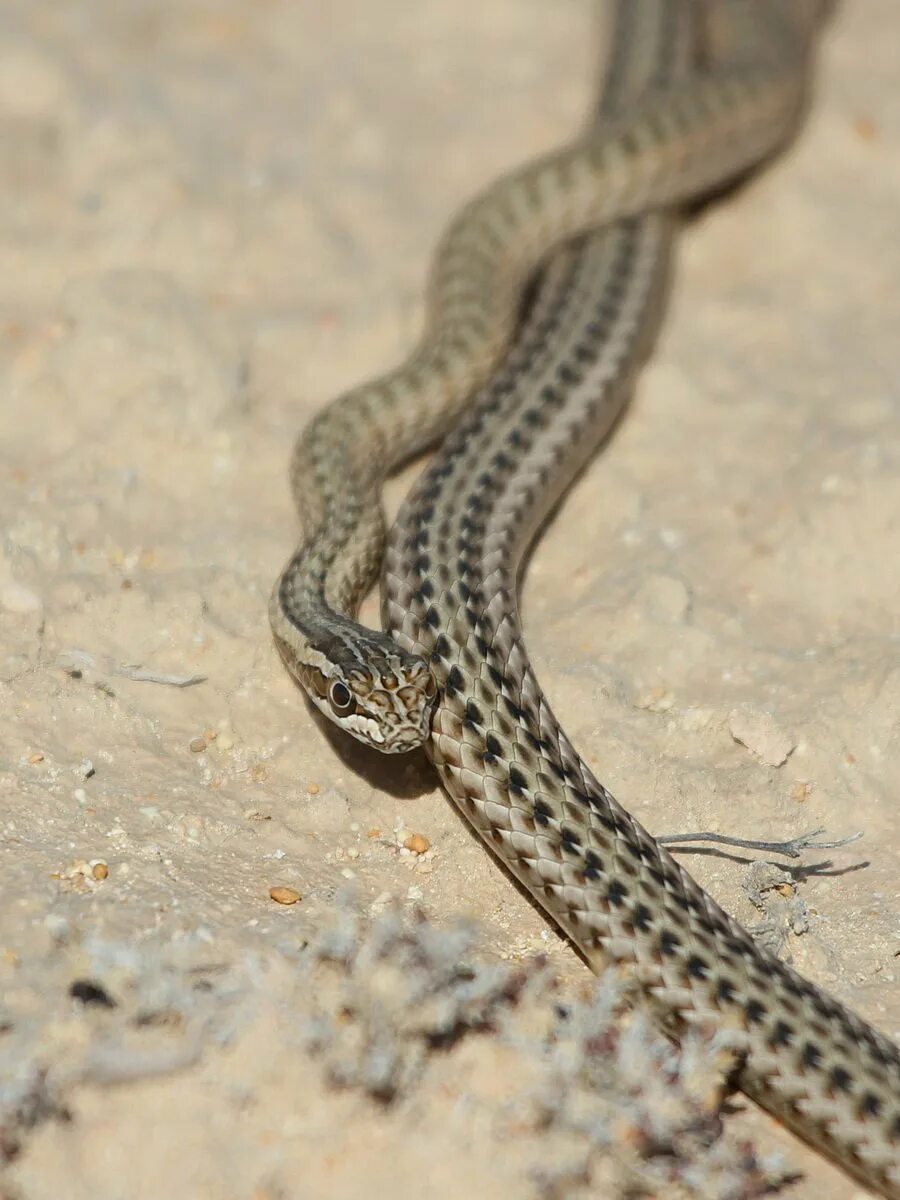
[272, 2, 900, 1193]
[270, 0, 814, 749]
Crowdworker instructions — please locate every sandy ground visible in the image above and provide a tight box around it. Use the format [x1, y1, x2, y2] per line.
[1, 2, 898, 1198]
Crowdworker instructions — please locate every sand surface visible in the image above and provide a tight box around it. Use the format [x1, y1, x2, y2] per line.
[1, 2, 898, 1198]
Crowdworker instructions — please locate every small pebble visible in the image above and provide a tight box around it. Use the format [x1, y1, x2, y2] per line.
[250, 763, 267, 782]
[635, 686, 674, 713]
[307, 782, 320, 795]
[728, 707, 795, 767]
[91, 861, 109, 881]
[854, 113, 876, 141]
[403, 833, 430, 855]
[27, 752, 44, 764]
[189, 736, 207, 754]
[269, 885, 301, 905]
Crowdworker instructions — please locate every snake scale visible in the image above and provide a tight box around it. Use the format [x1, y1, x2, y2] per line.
[271, 2, 900, 1193]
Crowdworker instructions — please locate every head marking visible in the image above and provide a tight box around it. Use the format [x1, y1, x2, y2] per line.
[296, 641, 438, 754]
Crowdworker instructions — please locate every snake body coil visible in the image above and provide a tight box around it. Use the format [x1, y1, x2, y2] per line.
[273, 3, 900, 1193]
[270, 0, 814, 750]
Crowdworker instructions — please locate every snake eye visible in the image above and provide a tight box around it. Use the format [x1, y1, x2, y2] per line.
[328, 680, 354, 714]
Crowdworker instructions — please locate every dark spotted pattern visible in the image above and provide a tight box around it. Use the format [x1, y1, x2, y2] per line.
[380, 5, 898, 1194]
[272, 0, 897, 1190]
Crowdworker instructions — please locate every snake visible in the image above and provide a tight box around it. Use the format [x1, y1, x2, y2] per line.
[270, 1, 900, 1194]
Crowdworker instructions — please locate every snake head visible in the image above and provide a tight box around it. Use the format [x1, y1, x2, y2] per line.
[302, 647, 437, 753]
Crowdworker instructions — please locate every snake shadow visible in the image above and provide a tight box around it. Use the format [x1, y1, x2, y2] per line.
[301, 691, 436, 799]
[662, 842, 871, 882]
